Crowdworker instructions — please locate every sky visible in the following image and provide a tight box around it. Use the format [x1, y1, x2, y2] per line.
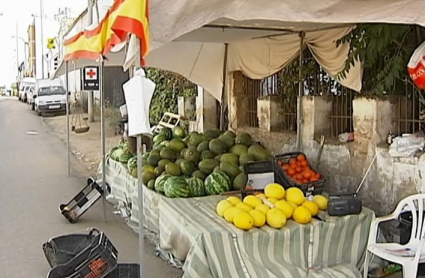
[0, 0, 87, 86]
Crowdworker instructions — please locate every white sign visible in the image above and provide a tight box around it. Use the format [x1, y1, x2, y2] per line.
[84, 67, 98, 80]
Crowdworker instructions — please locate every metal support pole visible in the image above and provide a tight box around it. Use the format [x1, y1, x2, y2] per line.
[296, 32, 305, 151]
[135, 37, 145, 278]
[220, 43, 229, 131]
[100, 56, 107, 223]
[39, 0, 45, 78]
[65, 61, 70, 176]
[87, 0, 95, 122]
[15, 23, 19, 72]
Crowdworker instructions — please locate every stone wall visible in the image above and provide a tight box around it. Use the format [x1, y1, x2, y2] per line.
[228, 72, 425, 216]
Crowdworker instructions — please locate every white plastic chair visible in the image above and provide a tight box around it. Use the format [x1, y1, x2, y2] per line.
[364, 194, 425, 278]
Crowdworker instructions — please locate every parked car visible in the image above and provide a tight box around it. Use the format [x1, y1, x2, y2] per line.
[26, 85, 35, 106]
[33, 79, 67, 116]
[18, 77, 36, 102]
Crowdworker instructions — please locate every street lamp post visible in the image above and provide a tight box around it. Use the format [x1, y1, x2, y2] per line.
[39, 0, 45, 78]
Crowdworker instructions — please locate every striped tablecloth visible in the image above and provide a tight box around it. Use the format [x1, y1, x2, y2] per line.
[160, 197, 374, 278]
[100, 159, 374, 278]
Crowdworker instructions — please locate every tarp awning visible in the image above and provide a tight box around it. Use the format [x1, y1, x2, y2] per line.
[55, 0, 425, 99]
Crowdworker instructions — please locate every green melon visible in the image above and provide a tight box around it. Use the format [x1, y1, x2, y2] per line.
[169, 139, 186, 152]
[184, 146, 200, 164]
[220, 161, 241, 178]
[147, 179, 156, 190]
[201, 150, 215, 160]
[197, 140, 211, 153]
[172, 126, 186, 139]
[204, 172, 232, 195]
[111, 148, 124, 161]
[239, 153, 256, 166]
[180, 160, 196, 176]
[248, 145, 271, 161]
[142, 171, 156, 185]
[198, 159, 220, 174]
[160, 148, 175, 160]
[127, 156, 138, 173]
[191, 170, 207, 181]
[220, 153, 239, 166]
[230, 144, 248, 156]
[164, 176, 190, 198]
[189, 133, 206, 147]
[186, 177, 205, 197]
[154, 174, 172, 194]
[108, 146, 119, 157]
[159, 128, 173, 140]
[235, 132, 253, 146]
[142, 165, 155, 173]
[175, 158, 185, 166]
[209, 139, 227, 155]
[147, 153, 161, 166]
[165, 162, 181, 176]
[218, 134, 234, 149]
[203, 129, 221, 139]
[154, 166, 165, 177]
[153, 134, 166, 144]
[158, 159, 172, 168]
[223, 130, 236, 138]
[233, 173, 247, 190]
[213, 166, 225, 174]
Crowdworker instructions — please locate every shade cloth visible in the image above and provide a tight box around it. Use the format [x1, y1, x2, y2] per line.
[100, 158, 374, 278]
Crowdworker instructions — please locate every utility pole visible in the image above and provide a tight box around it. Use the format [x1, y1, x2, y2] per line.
[15, 23, 19, 73]
[39, 0, 45, 78]
[87, 0, 95, 122]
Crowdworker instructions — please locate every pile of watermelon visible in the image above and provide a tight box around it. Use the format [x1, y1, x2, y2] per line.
[138, 126, 272, 198]
[106, 126, 272, 198]
[109, 140, 135, 167]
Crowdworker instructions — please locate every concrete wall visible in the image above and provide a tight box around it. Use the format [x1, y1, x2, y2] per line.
[228, 72, 425, 216]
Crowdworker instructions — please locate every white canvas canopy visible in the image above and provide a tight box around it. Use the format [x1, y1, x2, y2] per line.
[53, 0, 425, 101]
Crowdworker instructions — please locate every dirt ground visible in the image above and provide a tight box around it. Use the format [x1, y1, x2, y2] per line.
[43, 113, 122, 177]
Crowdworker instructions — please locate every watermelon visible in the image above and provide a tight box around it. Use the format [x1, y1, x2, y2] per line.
[111, 148, 124, 161]
[154, 174, 172, 194]
[153, 134, 167, 144]
[172, 126, 186, 139]
[186, 177, 205, 197]
[127, 157, 138, 173]
[108, 146, 119, 157]
[159, 127, 173, 140]
[119, 153, 133, 163]
[204, 172, 232, 195]
[164, 176, 190, 198]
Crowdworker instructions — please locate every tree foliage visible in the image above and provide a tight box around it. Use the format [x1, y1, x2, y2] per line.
[146, 68, 197, 125]
[337, 24, 422, 95]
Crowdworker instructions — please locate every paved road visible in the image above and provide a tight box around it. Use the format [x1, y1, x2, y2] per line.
[0, 97, 182, 278]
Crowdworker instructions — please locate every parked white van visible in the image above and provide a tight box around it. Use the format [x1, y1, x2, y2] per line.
[18, 77, 36, 102]
[32, 78, 68, 116]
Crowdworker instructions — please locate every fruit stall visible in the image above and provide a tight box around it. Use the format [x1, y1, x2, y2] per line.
[100, 127, 374, 278]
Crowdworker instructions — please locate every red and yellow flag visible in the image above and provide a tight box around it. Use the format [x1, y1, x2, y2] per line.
[64, 0, 149, 64]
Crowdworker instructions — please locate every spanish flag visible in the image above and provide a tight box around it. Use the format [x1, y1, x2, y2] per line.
[64, 0, 149, 64]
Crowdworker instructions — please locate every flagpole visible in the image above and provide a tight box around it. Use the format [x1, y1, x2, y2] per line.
[100, 55, 107, 223]
[135, 35, 145, 278]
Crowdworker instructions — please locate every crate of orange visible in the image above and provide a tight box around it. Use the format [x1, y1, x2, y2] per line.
[274, 152, 325, 196]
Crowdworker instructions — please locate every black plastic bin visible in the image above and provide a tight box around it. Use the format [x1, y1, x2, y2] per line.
[274, 152, 325, 196]
[399, 210, 425, 275]
[42, 228, 99, 268]
[241, 160, 287, 198]
[46, 229, 118, 278]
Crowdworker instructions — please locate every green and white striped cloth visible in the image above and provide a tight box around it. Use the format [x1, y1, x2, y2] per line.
[159, 197, 373, 278]
[100, 159, 374, 278]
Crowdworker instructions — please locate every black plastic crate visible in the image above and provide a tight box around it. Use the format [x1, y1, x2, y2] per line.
[241, 160, 288, 198]
[42, 228, 99, 268]
[47, 230, 118, 278]
[274, 152, 325, 196]
[59, 178, 104, 223]
[107, 263, 140, 278]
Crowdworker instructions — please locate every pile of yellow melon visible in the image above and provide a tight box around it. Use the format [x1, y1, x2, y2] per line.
[215, 183, 328, 231]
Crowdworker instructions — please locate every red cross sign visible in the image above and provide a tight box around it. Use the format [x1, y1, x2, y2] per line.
[85, 67, 97, 80]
